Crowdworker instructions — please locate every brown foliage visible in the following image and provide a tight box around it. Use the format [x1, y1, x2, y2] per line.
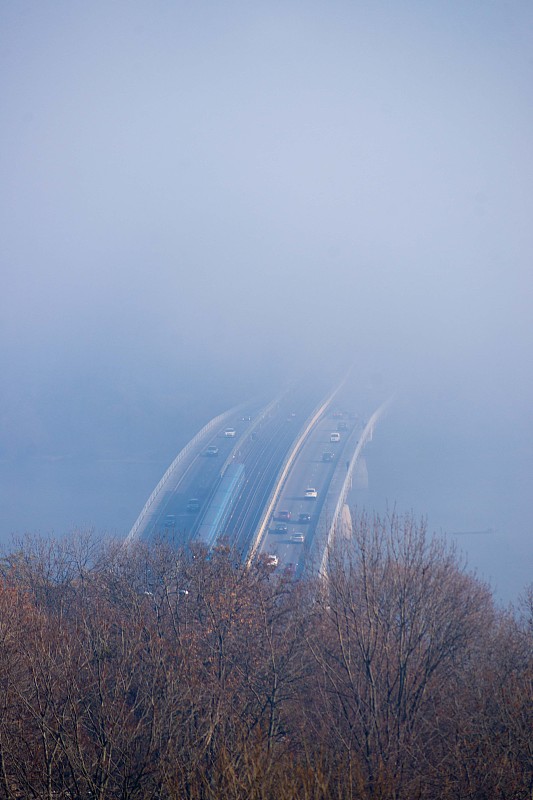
[0, 520, 530, 800]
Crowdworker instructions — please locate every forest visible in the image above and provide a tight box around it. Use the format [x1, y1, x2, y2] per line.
[0, 513, 531, 800]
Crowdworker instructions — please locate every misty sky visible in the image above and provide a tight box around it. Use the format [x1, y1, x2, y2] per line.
[1, 2, 532, 599]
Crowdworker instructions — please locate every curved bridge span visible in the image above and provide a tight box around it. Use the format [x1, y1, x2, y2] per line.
[127, 375, 390, 576]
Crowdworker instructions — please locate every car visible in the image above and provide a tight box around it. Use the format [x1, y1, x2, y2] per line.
[186, 498, 201, 512]
[322, 451, 334, 462]
[275, 510, 291, 521]
[241, 415, 252, 421]
[274, 523, 289, 534]
[304, 488, 318, 499]
[205, 445, 219, 456]
[337, 421, 348, 431]
[164, 514, 176, 527]
[265, 554, 279, 567]
[224, 427, 236, 437]
[330, 432, 341, 443]
[298, 512, 311, 523]
[290, 532, 305, 543]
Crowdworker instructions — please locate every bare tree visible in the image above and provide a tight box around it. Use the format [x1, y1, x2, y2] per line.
[0, 529, 529, 800]
[306, 511, 494, 800]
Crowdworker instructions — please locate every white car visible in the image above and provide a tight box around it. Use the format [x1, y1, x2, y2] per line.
[265, 554, 279, 567]
[290, 532, 305, 543]
[330, 432, 341, 443]
[304, 488, 318, 499]
[224, 427, 236, 438]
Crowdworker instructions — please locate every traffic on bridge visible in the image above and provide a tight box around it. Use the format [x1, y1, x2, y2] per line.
[126, 373, 389, 577]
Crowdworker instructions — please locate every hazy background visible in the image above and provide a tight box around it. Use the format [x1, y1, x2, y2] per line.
[1, 1, 531, 602]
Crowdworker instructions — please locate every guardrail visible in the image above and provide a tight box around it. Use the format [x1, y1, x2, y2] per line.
[246, 375, 349, 565]
[125, 403, 248, 544]
[318, 396, 393, 574]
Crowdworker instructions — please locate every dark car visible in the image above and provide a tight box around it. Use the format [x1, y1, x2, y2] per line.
[274, 523, 289, 534]
[298, 512, 311, 524]
[186, 498, 201, 512]
[322, 451, 334, 462]
[275, 510, 291, 521]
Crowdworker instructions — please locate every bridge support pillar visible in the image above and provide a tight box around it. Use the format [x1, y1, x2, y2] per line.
[353, 455, 369, 489]
[338, 504, 353, 541]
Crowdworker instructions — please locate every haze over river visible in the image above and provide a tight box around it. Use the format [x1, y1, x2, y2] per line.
[2, 3, 531, 607]
[1, 374, 530, 606]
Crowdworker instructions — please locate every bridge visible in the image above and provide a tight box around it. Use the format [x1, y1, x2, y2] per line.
[126, 373, 390, 576]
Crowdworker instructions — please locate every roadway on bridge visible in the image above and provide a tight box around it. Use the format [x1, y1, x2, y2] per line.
[259, 407, 362, 576]
[136, 383, 329, 546]
[221, 406, 314, 554]
[136, 402, 263, 542]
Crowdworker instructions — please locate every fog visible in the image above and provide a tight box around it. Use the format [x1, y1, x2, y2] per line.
[1, 2, 532, 601]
